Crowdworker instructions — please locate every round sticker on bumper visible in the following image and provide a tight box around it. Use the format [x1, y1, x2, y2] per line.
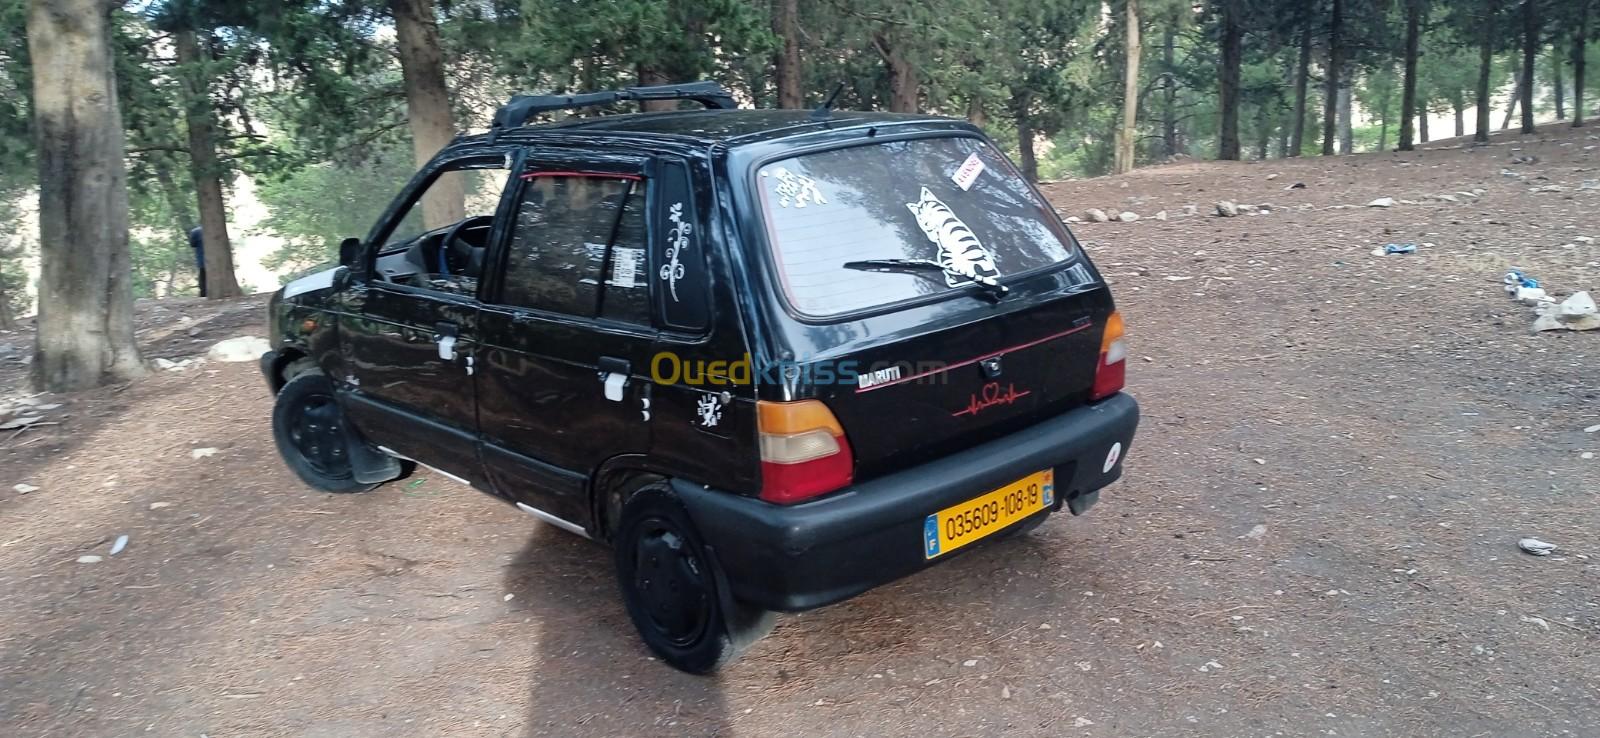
[1103, 442, 1123, 473]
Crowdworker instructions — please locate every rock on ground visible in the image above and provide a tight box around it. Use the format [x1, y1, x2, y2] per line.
[207, 337, 271, 363]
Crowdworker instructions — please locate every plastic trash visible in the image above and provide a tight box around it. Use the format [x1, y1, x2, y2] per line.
[1383, 243, 1417, 255]
[1517, 538, 1556, 556]
[1504, 269, 1538, 294]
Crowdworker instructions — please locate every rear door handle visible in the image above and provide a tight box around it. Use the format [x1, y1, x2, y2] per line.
[599, 356, 630, 402]
[435, 322, 459, 361]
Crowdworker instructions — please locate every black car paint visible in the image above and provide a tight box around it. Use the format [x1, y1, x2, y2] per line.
[265, 109, 1138, 611]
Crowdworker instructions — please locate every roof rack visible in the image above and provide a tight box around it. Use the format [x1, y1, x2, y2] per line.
[490, 81, 737, 130]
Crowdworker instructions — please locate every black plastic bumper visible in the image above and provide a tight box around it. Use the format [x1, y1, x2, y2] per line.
[673, 392, 1139, 613]
[259, 350, 281, 393]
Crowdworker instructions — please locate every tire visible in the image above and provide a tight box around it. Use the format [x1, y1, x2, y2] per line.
[614, 486, 776, 673]
[271, 370, 381, 494]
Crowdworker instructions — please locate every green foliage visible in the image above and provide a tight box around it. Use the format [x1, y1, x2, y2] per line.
[254, 140, 418, 276]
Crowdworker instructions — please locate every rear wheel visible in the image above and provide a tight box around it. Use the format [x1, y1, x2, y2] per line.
[271, 371, 380, 494]
[614, 486, 775, 673]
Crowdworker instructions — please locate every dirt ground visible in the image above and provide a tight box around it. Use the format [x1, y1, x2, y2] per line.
[2, 122, 1597, 738]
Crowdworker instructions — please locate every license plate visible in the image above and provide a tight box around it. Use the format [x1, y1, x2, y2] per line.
[923, 469, 1054, 559]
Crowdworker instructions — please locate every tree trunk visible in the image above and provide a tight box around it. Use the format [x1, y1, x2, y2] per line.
[154, 157, 199, 295]
[173, 27, 242, 299]
[1115, 0, 1141, 173]
[872, 29, 917, 113]
[1289, 21, 1312, 156]
[967, 99, 987, 128]
[1322, 0, 1344, 155]
[1378, 103, 1389, 151]
[1520, 0, 1536, 134]
[1277, 121, 1291, 158]
[772, 0, 802, 109]
[1553, 52, 1566, 119]
[1476, 10, 1494, 142]
[391, 0, 464, 229]
[1162, 25, 1179, 157]
[1501, 60, 1522, 130]
[1255, 103, 1271, 159]
[1418, 98, 1430, 142]
[1337, 73, 1353, 154]
[1454, 99, 1466, 137]
[1219, 0, 1243, 160]
[1014, 94, 1038, 183]
[1577, 2, 1589, 127]
[1398, 0, 1421, 151]
[25, 0, 145, 391]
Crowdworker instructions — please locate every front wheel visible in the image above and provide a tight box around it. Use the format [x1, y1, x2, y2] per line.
[271, 371, 383, 494]
[614, 486, 775, 673]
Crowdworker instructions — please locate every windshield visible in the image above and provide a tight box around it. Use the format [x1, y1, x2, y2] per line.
[755, 136, 1078, 318]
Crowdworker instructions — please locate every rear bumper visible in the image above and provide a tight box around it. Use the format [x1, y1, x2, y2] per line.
[674, 392, 1139, 612]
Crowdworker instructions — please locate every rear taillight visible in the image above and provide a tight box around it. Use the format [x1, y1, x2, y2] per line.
[757, 400, 854, 504]
[1090, 310, 1126, 401]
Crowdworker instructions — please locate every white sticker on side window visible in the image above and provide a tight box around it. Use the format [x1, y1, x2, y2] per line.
[660, 203, 690, 302]
[609, 246, 641, 289]
[951, 152, 985, 191]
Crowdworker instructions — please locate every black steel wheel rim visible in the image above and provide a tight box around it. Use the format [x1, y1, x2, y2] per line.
[630, 518, 713, 648]
[287, 392, 348, 477]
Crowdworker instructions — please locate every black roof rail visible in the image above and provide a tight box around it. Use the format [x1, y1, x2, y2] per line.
[490, 81, 737, 131]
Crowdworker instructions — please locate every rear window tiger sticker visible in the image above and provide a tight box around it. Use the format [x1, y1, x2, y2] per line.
[761, 167, 827, 208]
[906, 186, 1001, 287]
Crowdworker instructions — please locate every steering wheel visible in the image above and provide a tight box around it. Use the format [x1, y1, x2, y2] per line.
[437, 215, 494, 275]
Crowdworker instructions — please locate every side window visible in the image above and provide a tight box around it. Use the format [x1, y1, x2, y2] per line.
[372, 159, 511, 297]
[499, 173, 651, 326]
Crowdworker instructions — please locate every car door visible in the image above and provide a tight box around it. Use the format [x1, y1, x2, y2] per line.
[339, 148, 517, 486]
[473, 156, 657, 532]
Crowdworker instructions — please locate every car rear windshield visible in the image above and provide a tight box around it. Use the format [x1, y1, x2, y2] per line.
[755, 136, 1078, 318]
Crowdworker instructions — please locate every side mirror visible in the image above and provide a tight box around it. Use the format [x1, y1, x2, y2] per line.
[337, 237, 361, 268]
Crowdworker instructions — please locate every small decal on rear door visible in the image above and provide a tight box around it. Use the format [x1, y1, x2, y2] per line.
[695, 395, 723, 428]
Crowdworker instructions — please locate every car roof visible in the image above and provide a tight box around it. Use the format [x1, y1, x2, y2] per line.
[469, 109, 963, 149]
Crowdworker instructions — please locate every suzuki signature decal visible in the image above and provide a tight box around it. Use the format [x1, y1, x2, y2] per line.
[952, 382, 1031, 417]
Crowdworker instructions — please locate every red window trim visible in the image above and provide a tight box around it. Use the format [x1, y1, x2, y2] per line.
[519, 170, 643, 181]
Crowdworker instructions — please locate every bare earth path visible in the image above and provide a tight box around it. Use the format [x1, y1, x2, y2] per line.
[2, 123, 1596, 738]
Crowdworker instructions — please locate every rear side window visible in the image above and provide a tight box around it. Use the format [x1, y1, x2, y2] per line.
[756, 136, 1081, 317]
[499, 173, 651, 325]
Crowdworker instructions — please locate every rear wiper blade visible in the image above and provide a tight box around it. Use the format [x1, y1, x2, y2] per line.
[841, 258, 1009, 301]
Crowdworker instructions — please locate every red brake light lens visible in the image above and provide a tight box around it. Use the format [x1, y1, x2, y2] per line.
[757, 400, 854, 504]
[1091, 311, 1126, 401]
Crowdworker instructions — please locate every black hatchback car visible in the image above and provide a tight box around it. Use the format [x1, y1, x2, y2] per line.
[262, 82, 1138, 673]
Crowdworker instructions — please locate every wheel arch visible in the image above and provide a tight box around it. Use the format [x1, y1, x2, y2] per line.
[589, 455, 668, 543]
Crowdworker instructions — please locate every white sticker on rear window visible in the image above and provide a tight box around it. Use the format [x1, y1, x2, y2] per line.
[951, 152, 985, 191]
[609, 246, 641, 289]
[761, 167, 828, 208]
[907, 187, 1001, 287]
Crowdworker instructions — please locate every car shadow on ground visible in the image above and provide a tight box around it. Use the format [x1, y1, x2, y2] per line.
[502, 524, 734, 737]
[497, 514, 1081, 737]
